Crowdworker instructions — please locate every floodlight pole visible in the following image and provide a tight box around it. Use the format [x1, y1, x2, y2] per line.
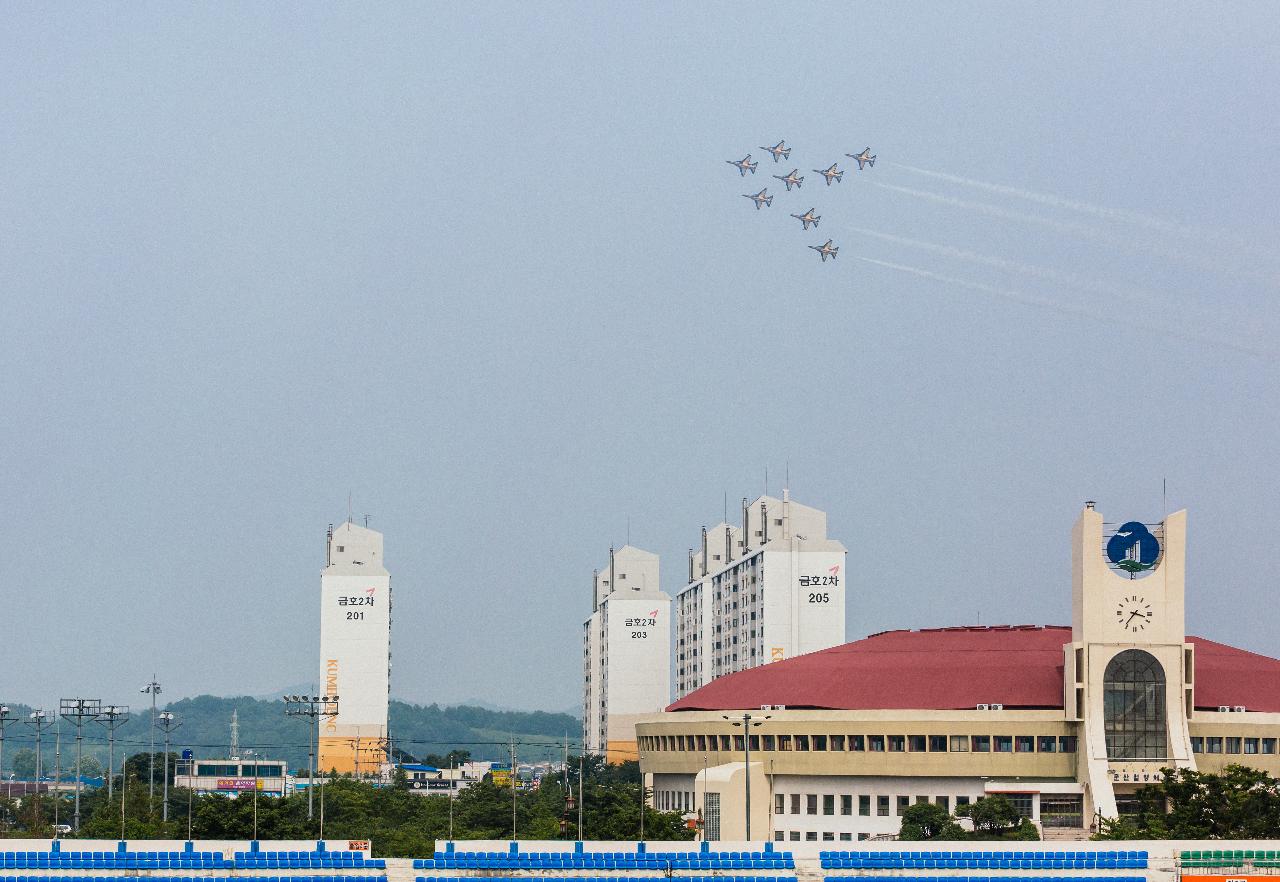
[141, 677, 161, 801]
[60, 698, 103, 833]
[157, 712, 181, 823]
[95, 705, 130, 799]
[283, 694, 338, 827]
[25, 711, 52, 829]
[723, 712, 768, 842]
[0, 706, 16, 789]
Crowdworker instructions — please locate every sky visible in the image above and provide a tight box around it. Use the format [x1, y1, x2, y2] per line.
[2, 2, 1278, 717]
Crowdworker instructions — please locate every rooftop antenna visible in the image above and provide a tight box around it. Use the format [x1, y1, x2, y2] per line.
[347, 492, 353, 525]
[764, 466, 768, 497]
[1162, 478, 1167, 522]
[785, 460, 790, 492]
[626, 516, 631, 547]
[723, 492, 728, 524]
[364, 514, 370, 528]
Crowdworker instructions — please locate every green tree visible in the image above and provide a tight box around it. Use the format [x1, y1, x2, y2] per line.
[11, 748, 38, 779]
[1095, 764, 1280, 840]
[899, 801, 965, 840]
[957, 795, 1020, 832]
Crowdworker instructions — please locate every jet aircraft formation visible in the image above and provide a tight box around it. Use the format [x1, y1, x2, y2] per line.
[724, 139, 876, 262]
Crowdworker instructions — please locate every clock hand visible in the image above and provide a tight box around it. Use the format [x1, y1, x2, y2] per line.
[1125, 611, 1140, 627]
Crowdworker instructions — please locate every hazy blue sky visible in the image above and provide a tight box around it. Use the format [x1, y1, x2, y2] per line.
[3, 2, 1278, 717]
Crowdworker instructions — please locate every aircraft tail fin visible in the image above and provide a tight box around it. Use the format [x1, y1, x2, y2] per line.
[868, 156, 876, 167]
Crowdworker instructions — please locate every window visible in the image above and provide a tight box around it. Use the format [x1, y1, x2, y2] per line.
[789, 831, 800, 841]
[734, 734, 745, 751]
[1226, 737, 1242, 754]
[805, 832, 817, 841]
[971, 735, 991, 752]
[915, 795, 929, 804]
[790, 793, 800, 814]
[775, 794, 784, 814]
[1103, 649, 1168, 760]
[1059, 735, 1078, 753]
[720, 735, 731, 751]
[897, 795, 910, 815]
[697, 734, 707, 751]
[823, 794, 835, 815]
[822, 832, 834, 841]
[935, 796, 950, 810]
[795, 734, 810, 751]
[813, 734, 828, 751]
[1263, 738, 1277, 754]
[995, 735, 1013, 752]
[1015, 735, 1035, 752]
[840, 794, 852, 815]
[779, 735, 793, 751]
[773, 832, 784, 841]
[1190, 736, 1204, 753]
[1039, 736, 1058, 753]
[831, 734, 846, 751]
[950, 735, 969, 752]
[869, 735, 885, 752]
[850, 734, 865, 751]
[806, 794, 818, 814]
[877, 795, 890, 816]
[749, 734, 760, 751]
[1244, 738, 1259, 755]
[839, 833, 852, 841]
[908, 735, 927, 752]
[929, 735, 948, 752]
[888, 735, 906, 752]
[762, 734, 776, 750]
[956, 795, 970, 807]
[859, 794, 870, 816]
[1002, 793, 1034, 819]
[1207, 736, 1223, 754]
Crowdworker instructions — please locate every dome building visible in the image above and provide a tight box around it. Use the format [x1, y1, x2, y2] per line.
[636, 505, 1280, 841]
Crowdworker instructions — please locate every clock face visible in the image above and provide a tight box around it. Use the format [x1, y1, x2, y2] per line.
[1116, 596, 1153, 633]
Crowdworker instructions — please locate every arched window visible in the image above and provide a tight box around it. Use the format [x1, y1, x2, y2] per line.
[1103, 649, 1167, 759]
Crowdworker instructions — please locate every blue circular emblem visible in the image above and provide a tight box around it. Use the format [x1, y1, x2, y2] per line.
[1106, 522, 1161, 573]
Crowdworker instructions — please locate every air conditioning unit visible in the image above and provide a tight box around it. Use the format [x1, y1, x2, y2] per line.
[772, 705, 787, 710]
[1233, 706, 1247, 712]
[976, 703, 990, 711]
[1218, 705, 1231, 712]
[990, 703, 1004, 711]
[760, 705, 771, 711]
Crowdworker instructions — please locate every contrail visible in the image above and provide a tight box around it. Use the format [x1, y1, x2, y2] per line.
[873, 182, 1278, 283]
[854, 256, 1269, 359]
[888, 161, 1279, 266]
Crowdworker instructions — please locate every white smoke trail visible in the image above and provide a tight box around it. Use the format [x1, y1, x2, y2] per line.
[887, 161, 1279, 267]
[873, 182, 1278, 284]
[847, 226, 1179, 311]
[854, 256, 1269, 359]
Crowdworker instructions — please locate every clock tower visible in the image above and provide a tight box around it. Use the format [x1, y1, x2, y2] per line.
[1065, 504, 1196, 820]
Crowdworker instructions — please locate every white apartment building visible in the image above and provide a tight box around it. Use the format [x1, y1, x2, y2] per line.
[318, 520, 392, 775]
[675, 491, 847, 699]
[582, 545, 672, 762]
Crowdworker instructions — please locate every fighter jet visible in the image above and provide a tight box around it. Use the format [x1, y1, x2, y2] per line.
[743, 188, 773, 210]
[760, 140, 791, 163]
[846, 147, 876, 169]
[790, 208, 821, 230]
[809, 239, 839, 262]
[727, 155, 758, 176]
[813, 163, 844, 185]
[772, 169, 804, 191]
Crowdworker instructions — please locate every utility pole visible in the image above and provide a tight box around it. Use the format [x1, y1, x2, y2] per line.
[25, 711, 52, 830]
[95, 705, 130, 799]
[157, 711, 181, 823]
[60, 698, 102, 833]
[283, 694, 337, 825]
[723, 712, 769, 842]
[140, 676, 161, 801]
[0, 706, 15, 787]
[510, 735, 517, 840]
[578, 750, 584, 838]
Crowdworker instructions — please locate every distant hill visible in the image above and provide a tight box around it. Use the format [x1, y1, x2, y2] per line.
[2, 696, 581, 772]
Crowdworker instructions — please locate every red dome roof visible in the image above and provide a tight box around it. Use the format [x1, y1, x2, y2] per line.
[667, 626, 1280, 714]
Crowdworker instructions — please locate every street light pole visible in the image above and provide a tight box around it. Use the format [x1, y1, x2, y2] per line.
[723, 712, 769, 842]
[60, 698, 102, 833]
[140, 677, 161, 802]
[95, 705, 130, 799]
[157, 712, 181, 823]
